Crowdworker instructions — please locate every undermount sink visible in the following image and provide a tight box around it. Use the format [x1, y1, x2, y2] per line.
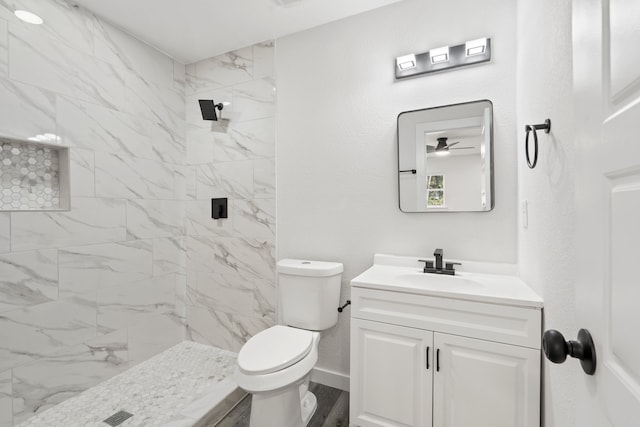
[350, 254, 543, 308]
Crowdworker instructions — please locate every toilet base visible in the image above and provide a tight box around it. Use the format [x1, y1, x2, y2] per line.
[248, 384, 317, 427]
[301, 388, 318, 425]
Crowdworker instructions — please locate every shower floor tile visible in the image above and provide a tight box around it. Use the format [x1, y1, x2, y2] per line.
[16, 341, 242, 427]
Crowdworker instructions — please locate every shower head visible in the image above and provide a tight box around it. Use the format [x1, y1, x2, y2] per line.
[199, 99, 224, 121]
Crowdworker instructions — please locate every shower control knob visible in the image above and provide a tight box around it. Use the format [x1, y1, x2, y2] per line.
[542, 328, 596, 375]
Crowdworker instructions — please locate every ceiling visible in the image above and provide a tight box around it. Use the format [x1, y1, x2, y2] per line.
[72, 0, 405, 64]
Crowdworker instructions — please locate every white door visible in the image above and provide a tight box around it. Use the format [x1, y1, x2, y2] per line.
[432, 333, 540, 427]
[573, 0, 640, 425]
[350, 318, 433, 427]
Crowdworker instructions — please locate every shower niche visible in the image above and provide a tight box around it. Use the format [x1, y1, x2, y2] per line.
[0, 136, 70, 211]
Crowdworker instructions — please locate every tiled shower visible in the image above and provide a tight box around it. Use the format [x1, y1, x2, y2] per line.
[183, 41, 277, 352]
[0, 137, 67, 211]
[0, 1, 276, 425]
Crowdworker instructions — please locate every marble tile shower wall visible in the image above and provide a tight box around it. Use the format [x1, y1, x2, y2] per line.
[0, 1, 187, 426]
[183, 43, 277, 353]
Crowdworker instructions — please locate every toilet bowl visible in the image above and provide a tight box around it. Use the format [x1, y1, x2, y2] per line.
[234, 259, 343, 427]
[235, 326, 320, 427]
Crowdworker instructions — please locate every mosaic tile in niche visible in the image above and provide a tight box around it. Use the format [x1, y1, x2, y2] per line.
[0, 137, 68, 211]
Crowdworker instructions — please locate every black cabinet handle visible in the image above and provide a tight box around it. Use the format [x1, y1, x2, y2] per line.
[542, 328, 596, 375]
[436, 348, 440, 372]
[426, 347, 430, 370]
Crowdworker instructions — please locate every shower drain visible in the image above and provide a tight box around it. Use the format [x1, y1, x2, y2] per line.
[103, 410, 133, 426]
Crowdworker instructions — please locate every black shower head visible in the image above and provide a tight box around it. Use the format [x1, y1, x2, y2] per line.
[199, 99, 224, 121]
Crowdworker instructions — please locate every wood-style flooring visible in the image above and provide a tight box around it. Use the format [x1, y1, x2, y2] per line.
[213, 382, 349, 427]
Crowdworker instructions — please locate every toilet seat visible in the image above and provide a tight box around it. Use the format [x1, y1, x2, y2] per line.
[238, 325, 314, 375]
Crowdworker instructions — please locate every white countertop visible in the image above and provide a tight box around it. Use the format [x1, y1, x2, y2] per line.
[351, 254, 543, 309]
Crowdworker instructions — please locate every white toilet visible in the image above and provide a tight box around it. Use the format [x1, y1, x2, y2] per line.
[234, 258, 343, 427]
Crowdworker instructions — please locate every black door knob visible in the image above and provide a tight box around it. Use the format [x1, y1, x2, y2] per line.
[542, 328, 596, 375]
[542, 329, 569, 363]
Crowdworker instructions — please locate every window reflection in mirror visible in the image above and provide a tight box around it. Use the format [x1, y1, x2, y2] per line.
[426, 175, 445, 207]
[398, 100, 493, 212]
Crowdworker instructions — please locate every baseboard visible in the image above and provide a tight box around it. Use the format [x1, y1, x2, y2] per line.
[310, 366, 350, 392]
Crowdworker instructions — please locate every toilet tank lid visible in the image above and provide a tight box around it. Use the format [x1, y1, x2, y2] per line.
[277, 259, 343, 277]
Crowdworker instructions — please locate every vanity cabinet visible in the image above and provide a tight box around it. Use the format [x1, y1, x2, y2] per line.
[432, 332, 539, 427]
[349, 286, 541, 427]
[351, 319, 433, 426]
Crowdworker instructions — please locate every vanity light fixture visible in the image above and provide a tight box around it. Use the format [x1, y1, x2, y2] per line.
[396, 54, 417, 70]
[466, 38, 488, 56]
[14, 10, 43, 25]
[395, 37, 491, 80]
[429, 46, 449, 64]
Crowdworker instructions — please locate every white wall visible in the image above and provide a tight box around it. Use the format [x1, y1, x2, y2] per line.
[276, 0, 517, 379]
[516, 0, 577, 426]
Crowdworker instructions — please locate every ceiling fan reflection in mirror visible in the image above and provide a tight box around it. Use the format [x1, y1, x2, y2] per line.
[426, 137, 474, 155]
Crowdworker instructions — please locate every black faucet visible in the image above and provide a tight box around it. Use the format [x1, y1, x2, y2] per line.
[434, 248, 443, 270]
[418, 248, 461, 276]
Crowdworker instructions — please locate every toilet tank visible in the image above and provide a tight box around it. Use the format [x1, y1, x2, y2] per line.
[277, 259, 343, 331]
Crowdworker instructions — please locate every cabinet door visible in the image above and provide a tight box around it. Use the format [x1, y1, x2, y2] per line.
[433, 333, 540, 427]
[350, 318, 433, 427]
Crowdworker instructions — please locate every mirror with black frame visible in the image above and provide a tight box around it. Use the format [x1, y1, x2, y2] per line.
[397, 100, 494, 212]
